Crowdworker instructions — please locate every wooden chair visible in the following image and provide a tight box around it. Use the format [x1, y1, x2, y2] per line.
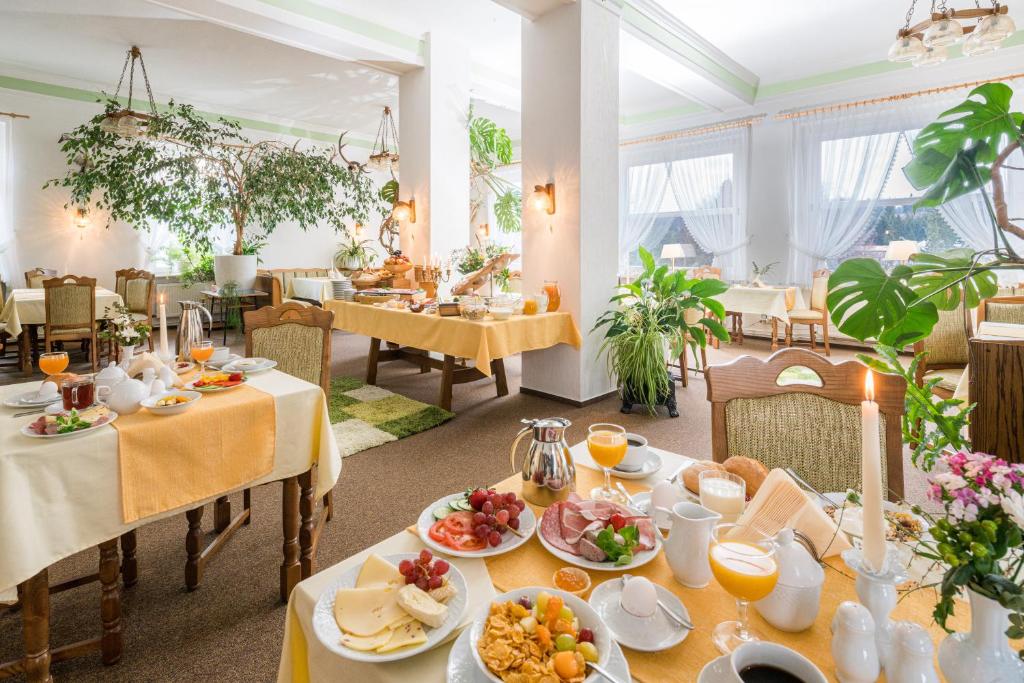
[706, 348, 906, 500]
[912, 297, 972, 399]
[977, 295, 1024, 326]
[25, 268, 57, 289]
[42, 275, 98, 372]
[182, 302, 335, 599]
[691, 265, 742, 346]
[785, 269, 831, 356]
[673, 306, 709, 388]
[113, 268, 156, 354]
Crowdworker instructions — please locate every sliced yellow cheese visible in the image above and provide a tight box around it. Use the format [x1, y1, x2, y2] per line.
[355, 553, 405, 588]
[375, 621, 428, 654]
[339, 629, 392, 652]
[333, 586, 405, 637]
[387, 613, 416, 630]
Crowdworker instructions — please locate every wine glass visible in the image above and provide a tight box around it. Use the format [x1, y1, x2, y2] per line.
[587, 423, 628, 503]
[708, 522, 779, 654]
[190, 340, 214, 375]
[39, 351, 69, 377]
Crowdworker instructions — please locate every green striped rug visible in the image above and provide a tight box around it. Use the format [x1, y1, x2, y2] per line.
[328, 377, 454, 457]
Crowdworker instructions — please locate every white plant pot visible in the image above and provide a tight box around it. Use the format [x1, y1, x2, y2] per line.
[335, 255, 362, 270]
[938, 588, 1024, 683]
[214, 254, 257, 290]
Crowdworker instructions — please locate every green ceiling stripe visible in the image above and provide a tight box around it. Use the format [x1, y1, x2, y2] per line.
[620, 103, 705, 126]
[0, 74, 372, 148]
[254, 0, 423, 56]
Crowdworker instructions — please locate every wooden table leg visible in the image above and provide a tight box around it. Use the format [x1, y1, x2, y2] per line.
[280, 476, 300, 602]
[439, 355, 455, 412]
[298, 470, 316, 579]
[20, 329, 32, 376]
[366, 337, 381, 385]
[771, 318, 779, 351]
[119, 531, 137, 588]
[491, 358, 509, 398]
[185, 507, 203, 591]
[20, 569, 52, 683]
[98, 539, 122, 666]
[214, 496, 231, 533]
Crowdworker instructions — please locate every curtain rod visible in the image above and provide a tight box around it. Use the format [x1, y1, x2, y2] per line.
[775, 72, 1024, 120]
[0, 111, 30, 120]
[620, 115, 765, 147]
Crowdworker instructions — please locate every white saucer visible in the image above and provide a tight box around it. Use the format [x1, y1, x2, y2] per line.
[222, 357, 277, 374]
[588, 578, 690, 652]
[4, 391, 62, 408]
[445, 622, 632, 682]
[611, 451, 663, 480]
[630, 489, 699, 530]
[697, 654, 731, 682]
[206, 353, 241, 370]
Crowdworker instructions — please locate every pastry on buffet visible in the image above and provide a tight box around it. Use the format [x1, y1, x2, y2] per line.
[723, 456, 769, 497]
[682, 460, 727, 494]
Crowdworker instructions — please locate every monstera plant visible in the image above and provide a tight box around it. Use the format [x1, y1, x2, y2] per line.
[828, 83, 1023, 347]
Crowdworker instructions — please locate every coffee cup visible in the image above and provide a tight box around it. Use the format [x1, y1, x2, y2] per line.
[617, 433, 648, 472]
[726, 642, 827, 683]
[211, 346, 230, 363]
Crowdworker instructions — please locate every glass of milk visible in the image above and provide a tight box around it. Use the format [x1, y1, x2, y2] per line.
[699, 470, 746, 523]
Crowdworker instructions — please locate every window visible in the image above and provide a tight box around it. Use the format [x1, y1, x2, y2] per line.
[485, 163, 522, 255]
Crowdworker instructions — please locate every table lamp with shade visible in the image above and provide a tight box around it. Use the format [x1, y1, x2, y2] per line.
[884, 240, 919, 263]
[661, 243, 696, 270]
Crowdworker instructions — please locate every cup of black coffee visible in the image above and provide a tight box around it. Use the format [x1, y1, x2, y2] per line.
[726, 642, 826, 683]
[617, 433, 648, 471]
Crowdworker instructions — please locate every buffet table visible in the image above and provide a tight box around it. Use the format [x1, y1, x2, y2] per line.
[288, 277, 334, 304]
[278, 447, 973, 683]
[716, 286, 803, 350]
[324, 301, 582, 411]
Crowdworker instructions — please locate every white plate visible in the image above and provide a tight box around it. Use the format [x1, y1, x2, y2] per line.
[172, 361, 195, 375]
[588, 578, 690, 652]
[21, 409, 118, 438]
[818, 492, 930, 540]
[469, 588, 614, 683]
[4, 390, 62, 408]
[536, 506, 662, 572]
[417, 492, 537, 559]
[610, 451, 663, 480]
[222, 357, 277, 374]
[206, 353, 241, 370]
[141, 391, 202, 416]
[185, 376, 248, 393]
[311, 553, 468, 663]
[446, 621, 631, 683]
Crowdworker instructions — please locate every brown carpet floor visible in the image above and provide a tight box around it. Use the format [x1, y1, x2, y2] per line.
[0, 332, 917, 681]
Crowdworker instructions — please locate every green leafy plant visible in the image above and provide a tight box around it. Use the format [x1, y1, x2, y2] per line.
[169, 245, 216, 287]
[468, 107, 521, 233]
[451, 244, 510, 276]
[593, 247, 729, 412]
[334, 233, 376, 269]
[47, 99, 385, 255]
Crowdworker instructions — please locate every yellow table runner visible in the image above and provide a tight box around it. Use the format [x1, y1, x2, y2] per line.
[324, 301, 582, 377]
[114, 383, 275, 522]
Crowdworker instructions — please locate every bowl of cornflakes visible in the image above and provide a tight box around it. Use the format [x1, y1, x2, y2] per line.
[470, 587, 612, 683]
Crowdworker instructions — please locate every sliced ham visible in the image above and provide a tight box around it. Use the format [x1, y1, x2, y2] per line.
[541, 502, 579, 555]
[578, 537, 607, 562]
[625, 516, 657, 550]
[560, 502, 604, 545]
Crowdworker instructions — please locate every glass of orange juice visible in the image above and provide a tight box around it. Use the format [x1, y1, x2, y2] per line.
[587, 423, 628, 503]
[39, 351, 69, 377]
[190, 340, 214, 375]
[708, 523, 779, 654]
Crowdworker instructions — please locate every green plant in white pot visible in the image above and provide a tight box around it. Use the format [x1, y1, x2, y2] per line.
[334, 233, 376, 270]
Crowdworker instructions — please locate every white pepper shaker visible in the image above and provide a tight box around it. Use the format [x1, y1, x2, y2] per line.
[888, 621, 938, 683]
[831, 601, 880, 683]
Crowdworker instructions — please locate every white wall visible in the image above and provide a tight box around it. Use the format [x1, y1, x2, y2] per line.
[0, 88, 384, 291]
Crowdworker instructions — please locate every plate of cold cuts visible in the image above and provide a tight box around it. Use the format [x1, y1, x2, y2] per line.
[538, 494, 661, 572]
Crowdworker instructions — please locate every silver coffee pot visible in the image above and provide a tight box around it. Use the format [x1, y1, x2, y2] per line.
[510, 418, 576, 507]
[175, 300, 213, 361]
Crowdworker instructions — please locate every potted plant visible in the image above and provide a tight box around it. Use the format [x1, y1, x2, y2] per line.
[334, 233, 376, 271]
[468, 107, 521, 233]
[98, 301, 152, 370]
[47, 100, 386, 289]
[593, 247, 728, 417]
[751, 260, 778, 287]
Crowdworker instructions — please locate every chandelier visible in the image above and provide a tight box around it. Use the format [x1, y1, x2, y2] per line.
[367, 106, 399, 173]
[98, 46, 160, 137]
[888, 1, 1016, 66]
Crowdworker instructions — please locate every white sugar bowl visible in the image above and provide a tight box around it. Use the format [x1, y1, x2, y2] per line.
[754, 528, 824, 632]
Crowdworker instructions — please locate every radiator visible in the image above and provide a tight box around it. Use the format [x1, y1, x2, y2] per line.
[155, 277, 210, 325]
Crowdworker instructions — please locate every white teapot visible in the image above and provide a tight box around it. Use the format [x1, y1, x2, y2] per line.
[95, 362, 127, 392]
[104, 378, 148, 415]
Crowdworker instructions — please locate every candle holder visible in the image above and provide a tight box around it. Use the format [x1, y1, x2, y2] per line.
[414, 265, 451, 299]
[842, 546, 909, 674]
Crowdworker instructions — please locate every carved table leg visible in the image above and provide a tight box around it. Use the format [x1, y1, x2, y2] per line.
[280, 476, 300, 602]
[771, 317, 779, 351]
[185, 507, 203, 591]
[98, 539, 122, 665]
[119, 531, 138, 588]
[298, 469, 316, 579]
[439, 355, 455, 412]
[20, 569, 52, 683]
[214, 495, 231, 533]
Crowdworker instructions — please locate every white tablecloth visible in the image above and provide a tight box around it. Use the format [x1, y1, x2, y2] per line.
[288, 278, 334, 303]
[277, 446, 689, 683]
[0, 287, 123, 338]
[0, 370, 342, 598]
[952, 321, 1024, 400]
[716, 286, 804, 324]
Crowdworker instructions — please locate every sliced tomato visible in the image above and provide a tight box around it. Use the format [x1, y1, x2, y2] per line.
[428, 520, 448, 544]
[448, 533, 486, 551]
[443, 511, 476, 535]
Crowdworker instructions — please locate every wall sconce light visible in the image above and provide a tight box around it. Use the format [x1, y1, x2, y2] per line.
[392, 199, 416, 223]
[531, 183, 555, 215]
[73, 206, 89, 230]
[353, 221, 364, 236]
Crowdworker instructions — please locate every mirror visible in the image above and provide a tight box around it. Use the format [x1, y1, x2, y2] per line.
[776, 365, 823, 387]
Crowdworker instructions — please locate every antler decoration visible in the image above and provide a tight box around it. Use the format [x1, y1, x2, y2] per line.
[336, 131, 368, 174]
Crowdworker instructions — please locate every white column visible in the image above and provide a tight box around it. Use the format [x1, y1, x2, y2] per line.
[397, 31, 471, 266]
[520, 0, 620, 404]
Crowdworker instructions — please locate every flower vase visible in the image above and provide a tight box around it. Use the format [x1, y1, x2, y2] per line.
[938, 588, 1024, 683]
[118, 344, 136, 373]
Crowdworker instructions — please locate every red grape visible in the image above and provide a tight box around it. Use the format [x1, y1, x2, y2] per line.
[495, 509, 510, 525]
[481, 501, 494, 515]
[398, 559, 414, 576]
[433, 560, 449, 575]
[486, 514, 497, 526]
[578, 628, 594, 643]
[419, 549, 433, 564]
[517, 596, 533, 610]
[472, 511, 487, 526]
[427, 576, 443, 589]
[415, 577, 429, 591]
[504, 492, 517, 505]
[475, 524, 490, 538]
[508, 517, 520, 530]
[488, 530, 502, 547]
[508, 506, 520, 519]
[514, 499, 526, 511]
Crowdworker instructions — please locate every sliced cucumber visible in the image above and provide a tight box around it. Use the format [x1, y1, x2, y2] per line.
[457, 499, 474, 511]
[433, 506, 452, 520]
[448, 500, 462, 512]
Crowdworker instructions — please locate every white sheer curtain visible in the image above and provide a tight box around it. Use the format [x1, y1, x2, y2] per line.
[0, 120, 19, 291]
[665, 126, 750, 280]
[618, 159, 670, 276]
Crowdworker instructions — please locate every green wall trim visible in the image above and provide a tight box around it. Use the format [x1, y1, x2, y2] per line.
[254, 0, 423, 57]
[620, 102, 705, 126]
[0, 74, 372, 148]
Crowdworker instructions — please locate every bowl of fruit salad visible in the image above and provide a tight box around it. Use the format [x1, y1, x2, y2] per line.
[471, 587, 610, 683]
[141, 390, 201, 416]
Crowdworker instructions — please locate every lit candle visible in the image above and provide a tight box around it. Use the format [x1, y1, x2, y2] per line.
[861, 370, 886, 572]
[158, 291, 170, 360]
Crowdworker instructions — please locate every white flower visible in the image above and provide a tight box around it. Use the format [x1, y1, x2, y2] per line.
[1001, 489, 1024, 529]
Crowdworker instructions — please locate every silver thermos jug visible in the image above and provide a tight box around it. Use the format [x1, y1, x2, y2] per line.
[510, 418, 576, 507]
[175, 300, 213, 362]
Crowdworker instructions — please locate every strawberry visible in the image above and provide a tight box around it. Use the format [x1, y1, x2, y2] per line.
[228, 373, 243, 382]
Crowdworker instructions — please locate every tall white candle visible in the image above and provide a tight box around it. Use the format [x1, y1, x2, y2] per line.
[861, 370, 887, 572]
[158, 292, 170, 359]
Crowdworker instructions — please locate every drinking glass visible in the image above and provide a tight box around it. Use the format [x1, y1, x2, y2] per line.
[39, 351, 69, 377]
[190, 340, 214, 375]
[61, 376, 95, 411]
[708, 523, 779, 654]
[587, 423, 628, 503]
[699, 470, 747, 523]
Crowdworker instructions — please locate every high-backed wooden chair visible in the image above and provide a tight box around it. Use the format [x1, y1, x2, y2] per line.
[43, 275, 98, 372]
[977, 295, 1024, 326]
[113, 268, 156, 353]
[706, 348, 906, 500]
[25, 268, 58, 289]
[181, 303, 335, 597]
[785, 269, 831, 356]
[912, 297, 972, 399]
[691, 265, 742, 346]
[674, 306, 709, 388]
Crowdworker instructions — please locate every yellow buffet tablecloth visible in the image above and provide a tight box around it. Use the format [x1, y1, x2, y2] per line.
[717, 286, 803, 324]
[278, 449, 980, 683]
[0, 287, 123, 338]
[0, 370, 341, 600]
[324, 301, 582, 377]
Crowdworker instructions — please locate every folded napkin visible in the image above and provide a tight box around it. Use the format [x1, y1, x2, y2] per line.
[126, 351, 165, 378]
[735, 469, 851, 559]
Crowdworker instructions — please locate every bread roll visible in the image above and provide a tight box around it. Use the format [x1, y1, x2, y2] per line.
[723, 456, 769, 497]
[683, 460, 727, 494]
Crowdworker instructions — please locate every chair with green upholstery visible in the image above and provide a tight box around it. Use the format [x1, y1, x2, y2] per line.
[912, 298, 972, 399]
[978, 295, 1024, 326]
[706, 348, 906, 500]
[43, 275, 98, 372]
[113, 268, 156, 353]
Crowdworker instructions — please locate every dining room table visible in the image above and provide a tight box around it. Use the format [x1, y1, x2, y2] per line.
[0, 367, 342, 682]
[716, 285, 804, 350]
[288, 277, 335, 304]
[0, 287, 124, 373]
[277, 445, 982, 683]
